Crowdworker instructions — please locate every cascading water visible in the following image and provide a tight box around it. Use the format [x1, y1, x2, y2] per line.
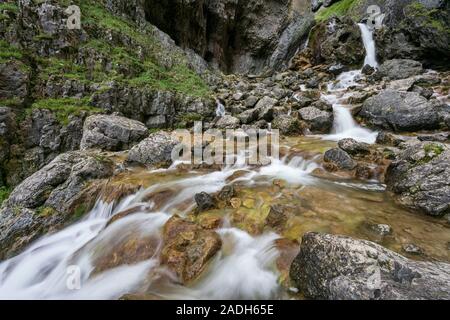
[358, 23, 379, 69]
[321, 22, 378, 144]
[0, 152, 320, 300]
[215, 100, 226, 117]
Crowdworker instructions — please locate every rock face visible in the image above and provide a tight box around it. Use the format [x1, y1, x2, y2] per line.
[378, 59, 424, 80]
[290, 232, 450, 300]
[0, 151, 114, 259]
[127, 131, 179, 167]
[80, 114, 148, 151]
[324, 148, 356, 170]
[374, 0, 450, 69]
[161, 215, 222, 283]
[0, 61, 30, 105]
[385, 142, 450, 216]
[308, 17, 365, 68]
[143, 0, 314, 73]
[360, 90, 447, 132]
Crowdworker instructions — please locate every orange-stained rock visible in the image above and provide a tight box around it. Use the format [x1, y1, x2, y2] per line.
[161, 215, 222, 284]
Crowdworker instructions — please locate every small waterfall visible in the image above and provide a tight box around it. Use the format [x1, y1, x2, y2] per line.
[215, 100, 226, 117]
[321, 22, 379, 144]
[357, 23, 378, 69]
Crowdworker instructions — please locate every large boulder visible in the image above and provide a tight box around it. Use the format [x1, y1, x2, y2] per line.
[272, 115, 305, 135]
[374, 1, 450, 69]
[308, 17, 365, 68]
[385, 141, 450, 216]
[0, 151, 114, 259]
[290, 232, 450, 300]
[160, 215, 222, 283]
[324, 148, 356, 170]
[298, 107, 333, 133]
[378, 59, 424, 80]
[359, 90, 447, 132]
[338, 138, 370, 156]
[80, 114, 148, 151]
[127, 131, 179, 167]
[215, 115, 241, 129]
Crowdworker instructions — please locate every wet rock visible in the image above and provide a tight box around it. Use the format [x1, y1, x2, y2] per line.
[290, 232, 450, 300]
[195, 192, 216, 212]
[324, 148, 356, 170]
[298, 107, 333, 133]
[378, 59, 424, 80]
[385, 142, 450, 216]
[369, 223, 393, 236]
[360, 90, 445, 132]
[80, 115, 148, 151]
[215, 115, 240, 129]
[402, 243, 424, 256]
[127, 131, 179, 168]
[338, 138, 370, 156]
[161, 215, 222, 284]
[361, 64, 375, 75]
[216, 185, 235, 203]
[92, 234, 161, 274]
[266, 204, 296, 232]
[0, 151, 114, 259]
[376, 131, 406, 146]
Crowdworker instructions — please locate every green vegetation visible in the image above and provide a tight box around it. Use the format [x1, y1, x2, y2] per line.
[0, 186, 12, 206]
[424, 143, 444, 157]
[405, 2, 448, 33]
[0, 2, 19, 13]
[36, 206, 57, 217]
[30, 98, 102, 125]
[75, 0, 210, 97]
[315, 0, 360, 22]
[0, 40, 23, 63]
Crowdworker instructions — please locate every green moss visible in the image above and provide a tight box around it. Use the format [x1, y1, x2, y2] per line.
[72, 203, 88, 221]
[315, 0, 360, 22]
[36, 206, 57, 217]
[0, 2, 19, 13]
[30, 98, 102, 125]
[424, 143, 444, 157]
[405, 2, 448, 33]
[0, 186, 12, 206]
[76, 0, 211, 97]
[0, 98, 22, 108]
[0, 40, 23, 63]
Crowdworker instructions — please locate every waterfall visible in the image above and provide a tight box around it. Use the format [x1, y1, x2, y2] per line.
[215, 100, 225, 117]
[357, 23, 378, 69]
[321, 22, 379, 144]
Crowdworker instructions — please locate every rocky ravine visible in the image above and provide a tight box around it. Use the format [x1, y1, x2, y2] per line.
[0, 0, 449, 300]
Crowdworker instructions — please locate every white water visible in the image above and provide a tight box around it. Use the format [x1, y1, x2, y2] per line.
[321, 23, 378, 144]
[0, 153, 319, 300]
[215, 100, 226, 117]
[357, 23, 378, 69]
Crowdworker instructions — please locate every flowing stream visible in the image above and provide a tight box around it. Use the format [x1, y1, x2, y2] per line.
[1, 23, 449, 300]
[321, 23, 379, 144]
